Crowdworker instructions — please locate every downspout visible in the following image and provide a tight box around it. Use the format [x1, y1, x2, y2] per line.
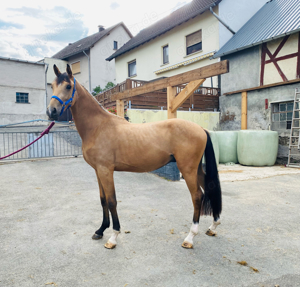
[83, 50, 91, 92]
[44, 63, 49, 111]
[209, 6, 235, 35]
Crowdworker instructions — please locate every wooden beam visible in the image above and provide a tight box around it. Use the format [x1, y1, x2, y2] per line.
[241, 92, 247, 130]
[116, 99, 124, 118]
[171, 79, 205, 112]
[111, 60, 229, 101]
[223, 78, 300, 96]
[167, 86, 177, 119]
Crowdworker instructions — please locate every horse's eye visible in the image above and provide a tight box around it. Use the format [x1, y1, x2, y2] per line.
[66, 85, 72, 90]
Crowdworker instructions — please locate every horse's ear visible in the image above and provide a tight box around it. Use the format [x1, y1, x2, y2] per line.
[53, 65, 61, 77]
[66, 64, 72, 77]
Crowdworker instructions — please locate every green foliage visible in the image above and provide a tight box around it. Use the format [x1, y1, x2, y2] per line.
[92, 82, 116, 96]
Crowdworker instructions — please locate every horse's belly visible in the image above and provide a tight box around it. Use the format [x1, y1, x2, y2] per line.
[114, 150, 171, 173]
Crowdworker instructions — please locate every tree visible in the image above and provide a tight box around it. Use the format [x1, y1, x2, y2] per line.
[92, 82, 115, 96]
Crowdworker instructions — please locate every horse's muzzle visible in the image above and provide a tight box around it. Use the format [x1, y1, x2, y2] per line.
[47, 107, 59, 121]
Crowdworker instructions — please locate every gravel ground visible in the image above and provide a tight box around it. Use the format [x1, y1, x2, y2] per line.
[0, 158, 300, 287]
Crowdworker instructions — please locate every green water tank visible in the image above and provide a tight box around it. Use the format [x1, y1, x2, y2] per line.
[203, 131, 219, 166]
[237, 130, 278, 166]
[215, 131, 238, 164]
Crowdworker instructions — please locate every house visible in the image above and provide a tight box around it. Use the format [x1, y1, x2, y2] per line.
[106, 0, 266, 88]
[0, 56, 47, 125]
[213, 0, 300, 162]
[52, 22, 133, 92]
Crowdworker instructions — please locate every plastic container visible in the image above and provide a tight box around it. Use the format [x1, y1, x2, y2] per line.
[216, 131, 238, 164]
[237, 130, 278, 166]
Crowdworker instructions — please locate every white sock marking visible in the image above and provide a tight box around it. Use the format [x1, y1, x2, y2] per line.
[108, 230, 120, 245]
[184, 223, 199, 244]
[208, 219, 221, 232]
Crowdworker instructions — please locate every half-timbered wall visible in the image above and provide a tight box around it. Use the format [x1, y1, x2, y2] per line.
[261, 33, 300, 85]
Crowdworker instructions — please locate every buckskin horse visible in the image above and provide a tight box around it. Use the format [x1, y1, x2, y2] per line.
[47, 65, 222, 249]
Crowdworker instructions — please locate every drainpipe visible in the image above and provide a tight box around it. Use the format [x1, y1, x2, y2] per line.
[44, 63, 49, 110]
[83, 50, 91, 92]
[209, 6, 235, 35]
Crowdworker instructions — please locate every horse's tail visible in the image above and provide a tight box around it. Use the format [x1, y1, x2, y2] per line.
[199, 131, 222, 217]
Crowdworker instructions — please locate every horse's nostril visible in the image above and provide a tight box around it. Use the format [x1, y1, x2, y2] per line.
[52, 108, 57, 115]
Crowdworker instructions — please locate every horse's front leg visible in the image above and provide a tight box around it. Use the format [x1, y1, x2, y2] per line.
[92, 172, 110, 240]
[95, 167, 120, 249]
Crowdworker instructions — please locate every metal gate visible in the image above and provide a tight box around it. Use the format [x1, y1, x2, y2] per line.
[0, 124, 82, 161]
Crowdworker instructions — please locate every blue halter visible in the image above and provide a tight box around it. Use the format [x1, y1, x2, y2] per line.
[51, 77, 76, 116]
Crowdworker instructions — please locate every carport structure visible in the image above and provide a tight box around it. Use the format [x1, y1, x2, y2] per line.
[96, 60, 229, 119]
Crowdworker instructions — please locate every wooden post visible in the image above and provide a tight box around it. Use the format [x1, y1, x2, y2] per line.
[125, 78, 132, 90]
[116, 99, 125, 118]
[241, 91, 247, 130]
[171, 79, 205, 113]
[167, 86, 177, 119]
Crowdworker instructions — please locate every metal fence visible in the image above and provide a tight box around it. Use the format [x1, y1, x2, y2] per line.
[0, 129, 82, 161]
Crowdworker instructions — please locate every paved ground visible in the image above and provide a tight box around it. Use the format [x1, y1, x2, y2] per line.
[0, 158, 300, 287]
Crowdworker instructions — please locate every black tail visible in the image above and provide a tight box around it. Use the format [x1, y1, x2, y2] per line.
[200, 131, 222, 218]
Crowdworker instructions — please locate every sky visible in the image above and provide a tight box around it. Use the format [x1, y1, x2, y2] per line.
[0, 0, 191, 61]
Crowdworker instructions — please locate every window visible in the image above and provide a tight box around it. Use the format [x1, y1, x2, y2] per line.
[186, 30, 202, 55]
[128, 60, 136, 77]
[271, 101, 299, 130]
[16, 92, 29, 103]
[163, 45, 169, 64]
[114, 41, 118, 50]
[71, 61, 80, 74]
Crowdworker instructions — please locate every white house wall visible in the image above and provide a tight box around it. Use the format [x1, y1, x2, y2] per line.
[91, 25, 132, 90]
[218, 0, 267, 47]
[0, 59, 46, 125]
[67, 52, 90, 91]
[44, 57, 68, 84]
[115, 10, 220, 87]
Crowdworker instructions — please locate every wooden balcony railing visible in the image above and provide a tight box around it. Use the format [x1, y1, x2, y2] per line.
[95, 78, 220, 111]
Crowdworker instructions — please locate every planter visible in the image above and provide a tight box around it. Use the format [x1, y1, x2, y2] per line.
[237, 130, 278, 166]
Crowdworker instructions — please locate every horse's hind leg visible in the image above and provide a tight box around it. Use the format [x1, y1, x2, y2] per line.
[206, 216, 221, 236]
[199, 162, 221, 236]
[199, 163, 221, 236]
[94, 167, 120, 249]
[92, 172, 110, 240]
[180, 169, 202, 249]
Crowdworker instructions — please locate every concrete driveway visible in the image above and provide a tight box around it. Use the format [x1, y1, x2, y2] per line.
[0, 158, 300, 287]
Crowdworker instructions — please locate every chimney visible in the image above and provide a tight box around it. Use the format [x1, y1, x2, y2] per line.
[98, 25, 105, 32]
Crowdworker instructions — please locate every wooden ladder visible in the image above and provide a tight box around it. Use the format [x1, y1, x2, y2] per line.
[287, 88, 300, 168]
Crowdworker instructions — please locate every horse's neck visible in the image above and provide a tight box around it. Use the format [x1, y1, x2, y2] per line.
[71, 83, 110, 142]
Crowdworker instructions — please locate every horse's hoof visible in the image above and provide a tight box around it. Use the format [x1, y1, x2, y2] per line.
[104, 241, 116, 249]
[205, 229, 217, 236]
[182, 241, 193, 249]
[92, 233, 103, 240]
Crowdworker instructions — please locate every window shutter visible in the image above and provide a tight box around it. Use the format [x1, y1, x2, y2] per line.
[72, 61, 80, 74]
[186, 30, 202, 47]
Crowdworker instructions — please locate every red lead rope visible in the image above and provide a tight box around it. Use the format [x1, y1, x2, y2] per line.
[0, 122, 55, 161]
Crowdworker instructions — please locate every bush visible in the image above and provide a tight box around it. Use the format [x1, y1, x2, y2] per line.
[92, 82, 115, 96]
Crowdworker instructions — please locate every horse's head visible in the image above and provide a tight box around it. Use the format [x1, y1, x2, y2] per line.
[47, 64, 76, 120]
